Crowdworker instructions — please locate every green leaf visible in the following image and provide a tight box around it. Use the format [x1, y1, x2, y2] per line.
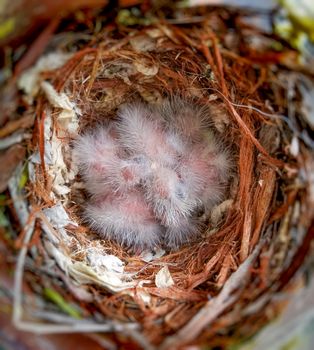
[0, 194, 7, 205]
[44, 287, 81, 319]
[0, 207, 9, 227]
[0, 17, 15, 40]
[18, 163, 28, 190]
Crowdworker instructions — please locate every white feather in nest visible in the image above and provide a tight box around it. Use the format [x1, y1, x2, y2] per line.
[73, 98, 232, 252]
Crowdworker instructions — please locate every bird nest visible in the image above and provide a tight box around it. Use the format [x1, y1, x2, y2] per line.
[12, 10, 314, 350]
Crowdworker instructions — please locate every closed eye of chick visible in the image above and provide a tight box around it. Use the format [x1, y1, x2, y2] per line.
[72, 98, 232, 252]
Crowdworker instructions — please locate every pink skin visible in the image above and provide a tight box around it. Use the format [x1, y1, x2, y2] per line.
[86, 190, 163, 251]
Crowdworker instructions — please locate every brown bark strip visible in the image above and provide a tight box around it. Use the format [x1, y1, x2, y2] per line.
[251, 167, 277, 248]
[38, 110, 47, 183]
[0, 114, 34, 138]
[240, 211, 253, 262]
[145, 286, 208, 302]
[14, 18, 60, 77]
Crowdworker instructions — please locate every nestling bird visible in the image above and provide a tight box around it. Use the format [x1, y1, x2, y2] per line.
[144, 165, 197, 226]
[116, 103, 185, 167]
[85, 190, 163, 250]
[156, 96, 212, 141]
[73, 97, 231, 252]
[164, 216, 203, 250]
[72, 126, 120, 197]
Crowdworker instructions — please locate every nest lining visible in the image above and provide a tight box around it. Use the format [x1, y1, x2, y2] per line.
[14, 16, 314, 349]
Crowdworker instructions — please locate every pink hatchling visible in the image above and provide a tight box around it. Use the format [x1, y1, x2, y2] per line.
[85, 190, 163, 250]
[73, 98, 231, 252]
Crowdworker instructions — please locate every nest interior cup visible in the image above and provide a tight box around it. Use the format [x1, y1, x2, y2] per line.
[15, 11, 314, 349]
[72, 97, 232, 252]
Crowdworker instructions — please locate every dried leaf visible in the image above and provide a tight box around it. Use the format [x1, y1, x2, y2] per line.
[155, 266, 174, 288]
[42, 203, 77, 230]
[134, 59, 158, 76]
[87, 250, 125, 274]
[140, 248, 165, 262]
[45, 241, 135, 293]
[57, 110, 79, 135]
[130, 35, 155, 52]
[30, 110, 78, 197]
[18, 52, 73, 100]
[137, 290, 152, 304]
[41, 81, 75, 111]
